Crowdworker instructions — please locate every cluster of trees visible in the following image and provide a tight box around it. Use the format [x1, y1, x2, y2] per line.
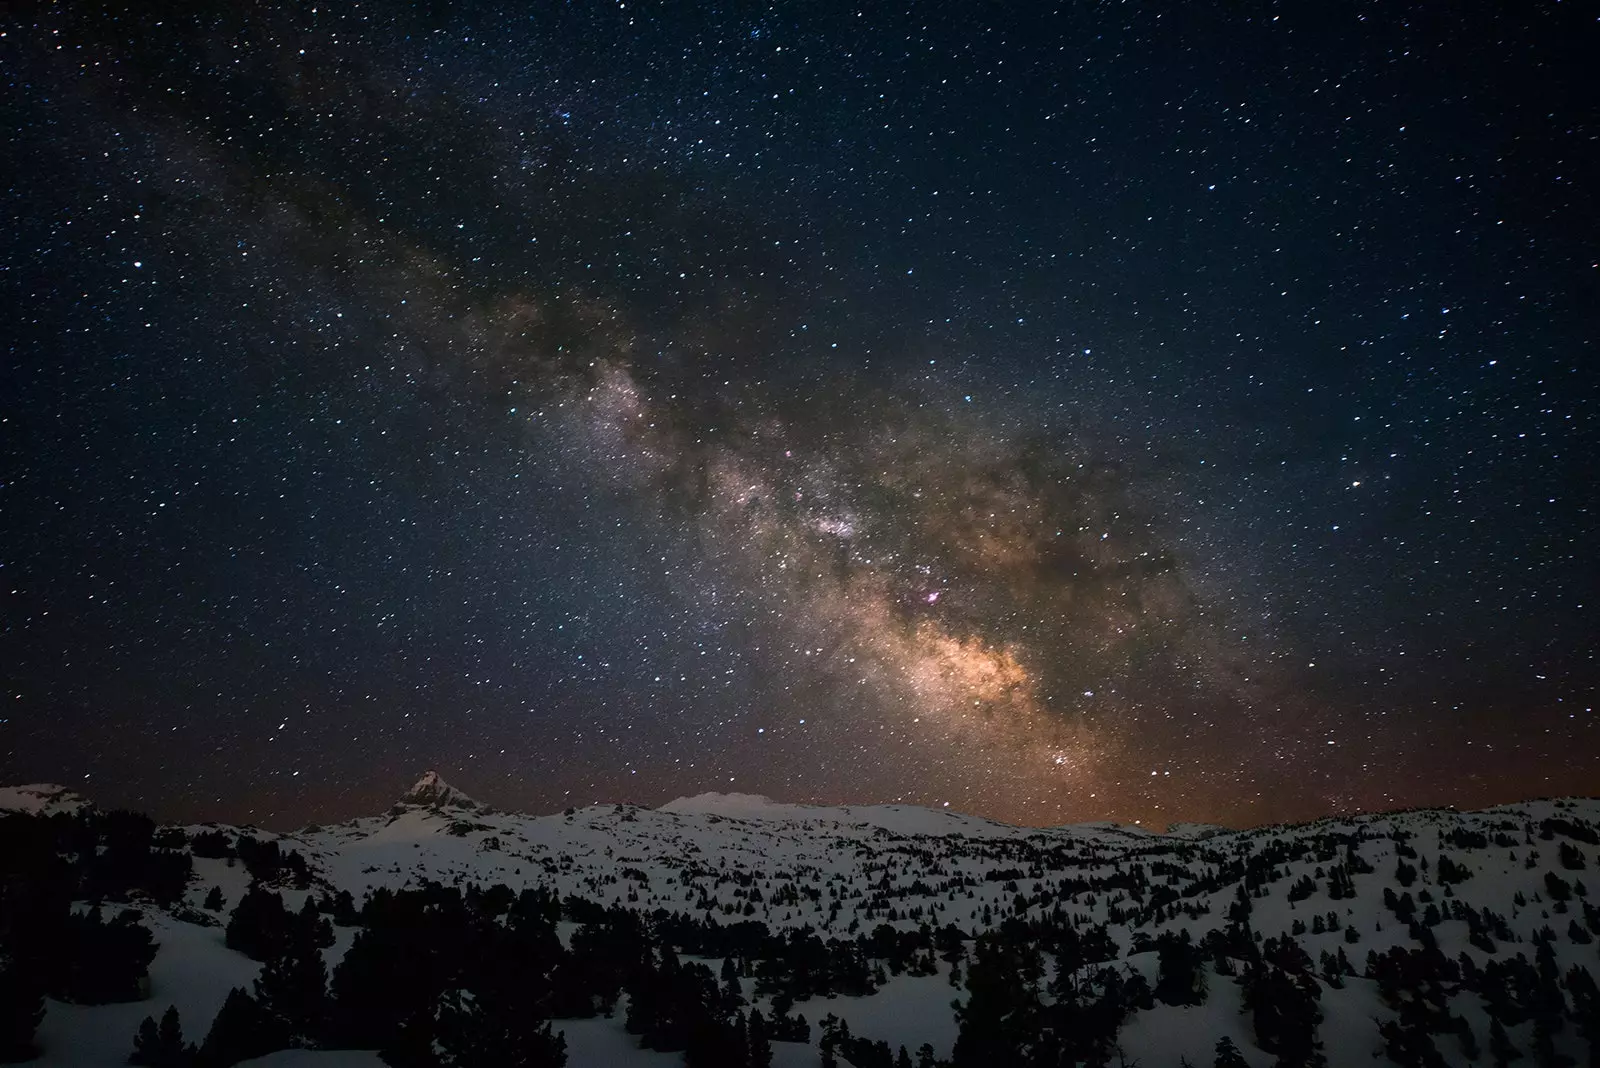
[3, 809, 191, 908]
[186, 877, 977, 1068]
[1366, 931, 1600, 1068]
[108, 880, 1009, 1068]
[0, 810, 330, 1066]
[622, 947, 776, 1066]
[117, 882, 567, 1068]
[9, 799, 1600, 1068]
[163, 880, 826, 1068]
[129, 1006, 195, 1068]
[0, 811, 170, 1059]
[189, 828, 316, 889]
[948, 918, 1145, 1068]
[224, 885, 333, 963]
[943, 913, 1336, 1068]
[751, 928, 879, 1001]
[819, 1014, 935, 1068]
[1239, 938, 1325, 1068]
[233, 836, 313, 888]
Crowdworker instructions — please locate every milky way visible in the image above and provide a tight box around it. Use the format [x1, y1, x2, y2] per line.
[3, 0, 1594, 828]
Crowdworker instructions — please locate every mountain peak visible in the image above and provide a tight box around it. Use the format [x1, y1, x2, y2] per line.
[398, 770, 479, 810]
[658, 791, 782, 817]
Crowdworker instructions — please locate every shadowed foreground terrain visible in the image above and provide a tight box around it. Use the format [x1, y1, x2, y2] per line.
[1, 777, 1597, 1068]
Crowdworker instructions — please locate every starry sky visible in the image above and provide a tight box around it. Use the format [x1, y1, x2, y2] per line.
[3, 0, 1595, 830]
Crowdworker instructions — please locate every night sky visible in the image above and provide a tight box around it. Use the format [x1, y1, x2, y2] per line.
[3, 0, 1595, 830]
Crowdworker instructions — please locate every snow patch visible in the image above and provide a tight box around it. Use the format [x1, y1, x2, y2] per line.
[0, 783, 90, 816]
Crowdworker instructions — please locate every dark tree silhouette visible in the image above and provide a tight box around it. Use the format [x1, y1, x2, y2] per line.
[225, 886, 291, 962]
[950, 933, 1042, 1067]
[433, 988, 568, 1068]
[1242, 959, 1325, 1068]
[747, 1008, 774, 1068]
[199, 987, 285, 1068]
[254, 937, 328, 1047]
[129, 1004, 196, 1067]
[59, 907, 158, 1003]
[1490, 1017, 1523, 1068]
[0, 955, 45, 1063]
[1154, 929, 1207, 1007]
[1215, 1036, 1251, 1068]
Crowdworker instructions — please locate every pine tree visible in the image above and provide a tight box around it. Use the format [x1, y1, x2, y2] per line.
[379, 1004, 439, 1068]
[1243, 962, 1325, 1068]
[0, 956, 45, 1063]
[1456, 1017, 1481, 1063]
[59, 906, 158, 1003]
[433, 987, 568, 1068]
[328, 921, 440, 1051]
[132, 1015, 162, 1064]
[200, 987, 285, 1068]
[225, 885, 291, 962]
[1530, 939, 1574, 1068]
[1532, 1012, 1573, 1068]
[1215, 1036, 1251, 1068]
[1563, 966, 1600, 1068]
[747, 1007, 773, 1068]
[951, 934, 1043, 1067]
[129, 1005, 195, 1067]
[1155, 930, 1207, 1006]
[159, 1007, 187, 1060]
[1490, 1017, 1523, 1068]
[326, 889, 358, 926]
[254, 940, 327, 1047]
[1379, 1017, 1447, 1068]
[295, 898, 335, 950]
[203, 886, 225, 911]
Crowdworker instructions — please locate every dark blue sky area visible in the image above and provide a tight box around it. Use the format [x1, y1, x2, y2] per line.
[2, 0, 1594, 828]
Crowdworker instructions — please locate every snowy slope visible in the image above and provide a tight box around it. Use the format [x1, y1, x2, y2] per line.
[0, 783, 91, 816]
[9, 782, 1600, 1068]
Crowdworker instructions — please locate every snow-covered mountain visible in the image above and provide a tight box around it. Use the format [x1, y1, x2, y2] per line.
[394, 770, 480, 811]
[3, 782, 1598, 1068]
[0, 782, 90, 817]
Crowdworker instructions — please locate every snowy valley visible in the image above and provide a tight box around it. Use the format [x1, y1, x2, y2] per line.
[1, 777, 1597, 1068]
